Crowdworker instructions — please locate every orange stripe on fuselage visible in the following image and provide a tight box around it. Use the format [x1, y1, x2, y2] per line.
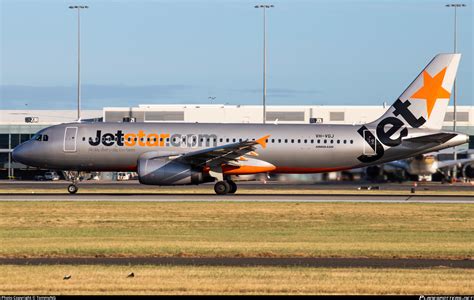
[222, 165, 276, 175]
[120, 165, 352, 174]
[271, 166, 352, 174]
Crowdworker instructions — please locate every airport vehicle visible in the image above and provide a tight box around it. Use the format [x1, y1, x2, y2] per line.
[34, 171, 60, 181]
[117, 172, 131, 181]
[12, 54, 469, 194]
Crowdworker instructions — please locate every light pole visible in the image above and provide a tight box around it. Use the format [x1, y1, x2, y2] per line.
[445, 3, 466, 178]
[255, 4, 274, 124]
[69, 5, 88, 121]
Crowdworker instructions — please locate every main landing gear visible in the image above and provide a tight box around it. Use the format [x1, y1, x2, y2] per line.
[214, 180, 237, 195]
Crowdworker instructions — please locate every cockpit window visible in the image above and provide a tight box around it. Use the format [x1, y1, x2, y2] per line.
[33, 134, 49, 142]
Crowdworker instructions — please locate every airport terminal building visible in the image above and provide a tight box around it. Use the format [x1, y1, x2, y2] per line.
[1, 104, 473, 178]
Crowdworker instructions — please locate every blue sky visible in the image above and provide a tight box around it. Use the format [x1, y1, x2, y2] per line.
[1, 0, 472, 109]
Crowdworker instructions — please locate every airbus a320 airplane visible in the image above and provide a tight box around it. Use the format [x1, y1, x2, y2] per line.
[13, 53, 468, 194]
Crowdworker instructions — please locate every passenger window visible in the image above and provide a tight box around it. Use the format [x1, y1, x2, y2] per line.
[226, 138, 229, 142]
[324, 140, 327, 144]
[317, 139, 320, 144]
[291, 139, 294, 143]
[298, 139, 301, 143]
[43, 135, 48, 141]
[330, 140, 333, 144]
[82, 137, 86, 141]
[350, 140, 354, 144]
[337, 140, 340, 144]
[285, 139, 288, 143]
[304, 139, 307, 144]
[220, 138, 223, 142]
[278, 139, 281, 143]
[271, 139, 275, 143]
[311, 139, 314, 143]
[233, 138, 236, 142]
[344, 140, 347, 144]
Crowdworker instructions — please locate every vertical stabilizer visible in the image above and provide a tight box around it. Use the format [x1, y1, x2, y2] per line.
[370, 53, 461, 130]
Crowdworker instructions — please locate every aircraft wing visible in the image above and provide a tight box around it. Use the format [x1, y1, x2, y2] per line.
[176, 135, 270, 168]
[403, 133, 457, 144]
[385, 160, 409, 170]
[437, 157, 474, 170]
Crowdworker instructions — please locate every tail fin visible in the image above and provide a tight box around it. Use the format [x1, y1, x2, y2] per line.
[370, 53, 461, 130]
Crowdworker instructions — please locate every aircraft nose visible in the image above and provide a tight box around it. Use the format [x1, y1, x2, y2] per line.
[12, 143, 30, 165]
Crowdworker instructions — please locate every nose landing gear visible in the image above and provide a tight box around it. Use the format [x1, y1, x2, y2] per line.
[67, 184, 78, 194]
[63, 171, 81, 194]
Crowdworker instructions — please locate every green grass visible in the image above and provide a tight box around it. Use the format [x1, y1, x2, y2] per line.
[0, 202, 473, 259]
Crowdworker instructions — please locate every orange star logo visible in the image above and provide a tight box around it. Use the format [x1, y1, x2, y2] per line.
[410, 67, 450, 118]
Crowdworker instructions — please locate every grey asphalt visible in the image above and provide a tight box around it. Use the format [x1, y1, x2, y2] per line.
[0, 194, 472, 203]
[2, 180, 474, 192]
[0, 257, 472, 269]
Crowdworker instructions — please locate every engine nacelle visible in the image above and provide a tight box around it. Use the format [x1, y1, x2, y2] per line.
[138, 156, 213, 185]
[462, 163, 474, 179]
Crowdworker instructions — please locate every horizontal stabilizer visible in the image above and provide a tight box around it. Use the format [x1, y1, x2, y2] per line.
[403, 133, 457, 144]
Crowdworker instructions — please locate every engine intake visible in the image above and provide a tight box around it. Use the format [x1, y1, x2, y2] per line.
[138, 156, 213, 185]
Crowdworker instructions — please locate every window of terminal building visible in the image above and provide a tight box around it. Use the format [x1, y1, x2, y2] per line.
[145, 111, 184, 122]
[0, 153, 9, 165]
[0, 134, 9, 149]
[266, 111, 305, 122]
[329, 112, 345, 121]
[444, 112, 469, 122]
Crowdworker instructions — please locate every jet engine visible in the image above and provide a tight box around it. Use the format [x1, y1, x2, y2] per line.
[137, 156, 213, 185]
[462, 163, 474, 179]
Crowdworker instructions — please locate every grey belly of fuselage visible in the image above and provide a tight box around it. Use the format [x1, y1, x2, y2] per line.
[29, 122, 449, 173]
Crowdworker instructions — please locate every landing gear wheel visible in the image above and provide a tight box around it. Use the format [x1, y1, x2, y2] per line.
[67, 184, 78, 194]
[227, 180, 237, 194]
[214, 181, 230, 195]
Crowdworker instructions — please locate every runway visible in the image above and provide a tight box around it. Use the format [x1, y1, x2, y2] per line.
[0, 257, 472, 269]
[0, 193, 473, 203]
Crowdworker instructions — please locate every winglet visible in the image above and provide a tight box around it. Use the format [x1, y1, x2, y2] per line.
[256, 135, 270, 149]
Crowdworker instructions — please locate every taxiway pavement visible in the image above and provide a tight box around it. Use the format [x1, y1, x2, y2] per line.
[0, 193, 472, 203]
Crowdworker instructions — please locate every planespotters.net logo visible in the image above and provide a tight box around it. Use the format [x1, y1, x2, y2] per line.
[419, 296, 474, 300]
